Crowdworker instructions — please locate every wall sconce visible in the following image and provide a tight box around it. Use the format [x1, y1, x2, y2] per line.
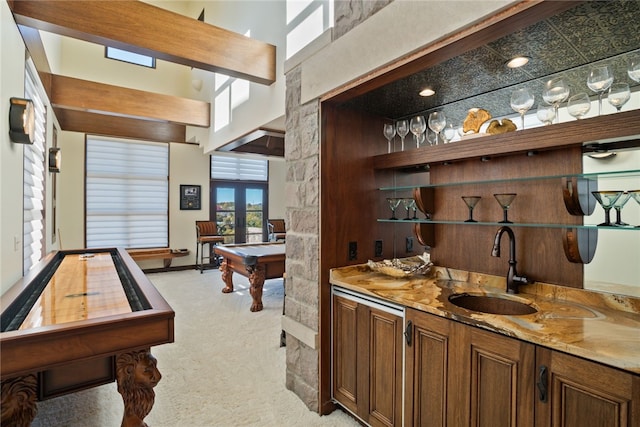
[49, 147, 61, 173]
[9, 97, 36, 144]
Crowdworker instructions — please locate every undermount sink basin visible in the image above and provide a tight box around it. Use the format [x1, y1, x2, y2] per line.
[449, 293, 538, 316]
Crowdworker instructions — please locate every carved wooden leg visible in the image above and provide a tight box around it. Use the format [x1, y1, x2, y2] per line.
[116, 349, 161, 427]
[220, 258, 234, 293]
[247, 265, 266, 312]
[1, 374, 38, 427]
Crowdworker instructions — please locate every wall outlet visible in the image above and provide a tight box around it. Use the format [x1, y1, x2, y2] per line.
[374, 240, 383, 257]
[348, 241, 357, 260]
[406, 236, 413, 253]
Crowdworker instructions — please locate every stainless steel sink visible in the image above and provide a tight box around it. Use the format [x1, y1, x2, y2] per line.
[449, 293, 538, 315]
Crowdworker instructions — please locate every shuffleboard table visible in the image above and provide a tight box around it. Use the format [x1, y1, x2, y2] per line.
[0, 248, 174, 427]
[214, 243, 285, 312]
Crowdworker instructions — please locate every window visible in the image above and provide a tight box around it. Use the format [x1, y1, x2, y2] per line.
[23, 63, 47, 274]
[105, 46, 155, 68]
[85, 137, 168, 248]
[211, 156, 268, 181]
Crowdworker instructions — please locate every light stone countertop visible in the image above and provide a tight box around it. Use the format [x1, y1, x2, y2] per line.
[329, 264, 640, 375]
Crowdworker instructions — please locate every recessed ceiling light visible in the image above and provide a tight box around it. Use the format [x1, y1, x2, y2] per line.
[419, 88, 435, 97]
[506, 56, 530, 68]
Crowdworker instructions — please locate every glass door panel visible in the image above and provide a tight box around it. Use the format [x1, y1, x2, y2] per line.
[212, 182, 268, 243]
[215, 187, 236, 244]
[246, 188, 264, 243]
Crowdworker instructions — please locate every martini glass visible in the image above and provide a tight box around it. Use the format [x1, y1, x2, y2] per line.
[387, 197, 401, 220]
[461, 196, 481, 222]
[396, 120, 409, 151]
[629, 190, 640, 227]
[494, 193, 517, 223]
[613, 192, 631, 226]
[591, 191, 623, 226]
[383, 123, 396, 153]
[410, 199, 418, 219]
[401, 198, 413, 220]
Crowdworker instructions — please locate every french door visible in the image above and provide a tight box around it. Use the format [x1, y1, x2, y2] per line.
[211, 181, 268, 244]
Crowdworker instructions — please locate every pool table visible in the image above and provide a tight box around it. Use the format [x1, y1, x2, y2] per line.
[0, 248, 174, 427]
[214, 243, 285, 312]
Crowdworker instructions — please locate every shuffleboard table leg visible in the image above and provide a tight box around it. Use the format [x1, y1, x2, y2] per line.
[0, 374, 37, 427]
[247, 265, 266, 312]
[116, 349, 161, 427]
[220, 259, 234, 293]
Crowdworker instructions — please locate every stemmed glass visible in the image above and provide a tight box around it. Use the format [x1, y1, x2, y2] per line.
[536, 104, 556, 126]
[401, 198, 414, 220]
[587, 65, 614, 115]
[396, 120, 409, 151]
[607, 83, 631, 112]
[383, 123, 396, 153]
[613, 192, 631, 226]
[591, 191, 622, 226]
[410, 199, 418, 219]
[461, 196, 481, 223]
[409, 116, 427, 149]
[494, 193, 517, 224]
[629, 58, 640, 83]
[567, 93, 591, 120]
[428, 112, 447, 145]
[510, 88, 535, 129]
[387, 197, 401, 220]
[443, 123, 457, 143]
[542, 77, 570, 124]
[630, 190, 640, 227]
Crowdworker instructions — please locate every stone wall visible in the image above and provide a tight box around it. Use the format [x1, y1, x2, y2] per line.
[283, 0, 393, 412]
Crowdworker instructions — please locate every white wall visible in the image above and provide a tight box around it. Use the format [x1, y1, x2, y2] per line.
[0, 0, 28, 293]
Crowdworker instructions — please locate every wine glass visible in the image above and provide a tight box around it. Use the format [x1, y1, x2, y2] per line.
[613, 192, 631, 226]
[387, 197, 401, 220]
[629, 58, 640, 83]
[443, 123, 457, 143]
[542, 77, 570, 123]
[536, 104, 556, 126]
[607, 83, 631, 112]
[567, 93, 591, 120]
[461, 196, 481, 223]
[494, 193, 517, 223]
[383, 123, 396, 153]
[396, 120, 409, 151]
[591, 191, 622, 226]
[426, 128, 438, 146]
[587, 65, 614, 115]
[428, 112, 447, 144]
[510, 88, 535, 129]
[409, 116, 427, 149]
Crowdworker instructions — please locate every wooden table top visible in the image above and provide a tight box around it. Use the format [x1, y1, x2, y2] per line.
[19, 252, 132, 330]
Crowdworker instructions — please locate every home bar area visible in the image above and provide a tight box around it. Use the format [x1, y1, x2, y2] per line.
[316, 1, 640, 426]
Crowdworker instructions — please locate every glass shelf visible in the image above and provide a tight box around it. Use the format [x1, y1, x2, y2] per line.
[379, 169, 640, 191]
[377, 218, 640, 231]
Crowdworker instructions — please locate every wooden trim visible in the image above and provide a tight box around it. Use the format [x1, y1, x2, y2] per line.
[50, 74, 209, 127]
[8, 0, 276, 85]
[54, 108, 186, 143]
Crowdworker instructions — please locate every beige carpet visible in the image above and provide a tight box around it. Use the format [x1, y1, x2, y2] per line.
[32, 269, 360, 427]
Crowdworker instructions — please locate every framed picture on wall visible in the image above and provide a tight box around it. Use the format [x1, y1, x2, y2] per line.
[180, 185, 201, 210]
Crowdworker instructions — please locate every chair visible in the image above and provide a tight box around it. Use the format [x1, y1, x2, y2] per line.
[195, 221, 225, 273]
[267, 219, 286, 242]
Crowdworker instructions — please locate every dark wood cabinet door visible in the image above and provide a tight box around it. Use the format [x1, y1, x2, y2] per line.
[536, 347, 640, 427]
[366, 305, 403, 427]
[332, 294, 359, 415]
[465, 325, 535, 427]
[405, 308, 453, 427]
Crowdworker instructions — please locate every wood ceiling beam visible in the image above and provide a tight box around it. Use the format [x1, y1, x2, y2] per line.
[8, 0, 276, 85]
[54, 108, 186, 143]
[49, 74, 210, 127]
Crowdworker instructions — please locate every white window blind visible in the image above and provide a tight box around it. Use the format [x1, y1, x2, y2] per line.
[86, 137, 168, 248]
[211, 156, 268, 181]
[23, 65, 47, 275]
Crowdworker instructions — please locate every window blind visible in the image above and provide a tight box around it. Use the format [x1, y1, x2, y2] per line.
[23, 65, 47, 274]
[86, 137, 168, 248]
[211, 156, 268, 181]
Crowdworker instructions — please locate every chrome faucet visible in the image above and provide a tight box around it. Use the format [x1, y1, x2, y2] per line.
[491, 226, 529, 294]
